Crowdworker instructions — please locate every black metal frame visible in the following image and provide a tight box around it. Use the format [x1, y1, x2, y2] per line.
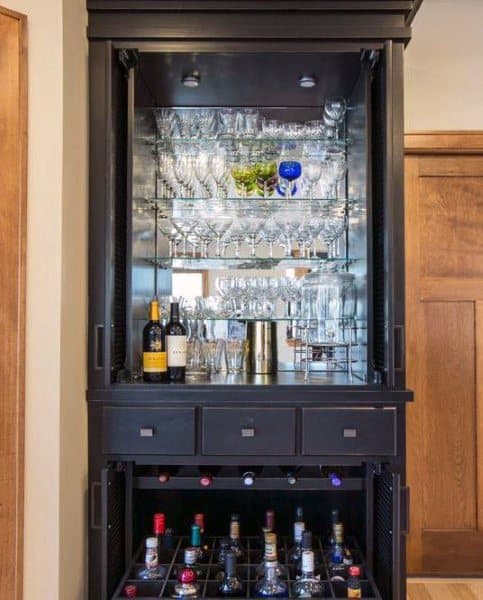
[87, 2, 420, 598]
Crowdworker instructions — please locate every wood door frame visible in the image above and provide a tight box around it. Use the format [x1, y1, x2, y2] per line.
[405, 130, 483, 575]
[0, 6, 27, 600]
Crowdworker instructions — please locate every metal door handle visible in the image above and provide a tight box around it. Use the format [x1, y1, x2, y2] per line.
[241, 427, 255, 438]
[140, 427, 155, 437]
[343, 428, 357, 438]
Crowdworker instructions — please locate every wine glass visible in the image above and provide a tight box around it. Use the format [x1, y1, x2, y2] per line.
[207, 213, 233, 257]
[231, 162, 257, 197]
[158, 214, 182, 257]
[323, 97, 347, 138]
[259, 218, 281, 259]
[174, 153, 194, 197]
[241, 216, 263, 258]
[304, 157, 322, 199]
[194, 152, 211, 197]
[278, 160, 302, 199]
[211, 153, 228, 197]
[254, 161, 278, 197]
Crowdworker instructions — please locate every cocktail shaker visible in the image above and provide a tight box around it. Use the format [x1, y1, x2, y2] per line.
[246, 321, 277, 374]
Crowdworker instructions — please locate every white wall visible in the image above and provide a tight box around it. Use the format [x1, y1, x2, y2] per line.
[3, 0, 88, 599]
[405, 0, 483, 131]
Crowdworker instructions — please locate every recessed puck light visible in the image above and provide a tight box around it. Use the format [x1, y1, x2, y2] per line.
[182, 71, 201, 88]
[298, 74, 317, 88]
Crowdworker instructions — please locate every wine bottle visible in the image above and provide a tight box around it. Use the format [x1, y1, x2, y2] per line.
[256, 532, 287, 579]
[218, 552, 245, 597]
[288, 507, 305, 562]
[175, 547, 204, 580]
[320, 467, 343, 488]
[153, 513, 166, 551]
[143, 299, 167, 383]
[166, 300, 187, 382]
[228, 514, 244, 559]
[172, 566, 200, 599]
[194, 513, 208, 557]
[239, 465, 263, 486]
[281, 466, 299, 486]
[158, 466, 179, 484]
[190, 524, 206, 561]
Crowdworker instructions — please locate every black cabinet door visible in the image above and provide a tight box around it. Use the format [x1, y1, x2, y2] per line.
[102, 407, 196, 455]
[302, 407, 396, 456]
[202, 407, 296, 456]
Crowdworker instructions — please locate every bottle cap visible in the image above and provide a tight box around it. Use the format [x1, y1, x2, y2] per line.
[124, 584, 137, 598]
[349, 566, 361, 577]
[200, 474, 213, 487]
[301, 530, 312, 550]
[146, 537, 158, 549]
[158, 472, 170, 484]
[154, 513, 166, 535]
[329, 472, 342, 487]
[286, 471, 297, 485]
[265, 509, 275, 530]
[243, 472, 255, 486]
[194, 513, 205, 529]
[224, 551, 237, 575]
[302, 550, 314, 573]
[184, 547, 198, 565]
[331, 509, 339, 523]
[191, 524, 201, 546]
[178, 567, 197, 584]
[294, 521, 305, 542]
[296, 506, 304, 520]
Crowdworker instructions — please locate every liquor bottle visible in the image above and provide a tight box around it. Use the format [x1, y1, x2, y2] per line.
[175, 547, 204, 579]
[143, 299, 167, 383]
[253, 533, 288, 598]
[265, 509, 276, 533]
[331, 520, 353, 572]
[124, 584, 137, 598]
[218, 537, 232, 566]
[296, 531, 319, 577]
[171, 567, 200, 599]
[137, 537, 167, 580]
[328, 524, 347, 583]
[256, 532, 287, 579]
[288, 507, 305, 562]
[347, 566, 362, 598]
[190, 524, 206, 561]
[194, 513, 209, 557]
[328, 509, 340, 546]
[164, 527, 175, 551]
[292, 551, 325, 598]
[228, 514, 244, 559]
[166, 300, 187, 382]
[218, 552, 245, 597]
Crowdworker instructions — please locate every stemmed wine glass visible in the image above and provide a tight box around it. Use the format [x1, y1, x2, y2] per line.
[241, 216, 263, 258]
[323, 97, 347, 139]
[278, 160, 302, 198]
[174, 153, 194, 197]
[158, 214, 181, 257]
[207, 212, 233, 257]
[259, 218, 281, 259]
[303, 157, 322, 199]
[194, 152, 211, 197]
[211, 153, 228, 197]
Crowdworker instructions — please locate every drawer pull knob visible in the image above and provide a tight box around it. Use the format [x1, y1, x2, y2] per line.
[140, 427, 155, 437]
[343, 428, 357, 438]
[241, 427, 255, 438]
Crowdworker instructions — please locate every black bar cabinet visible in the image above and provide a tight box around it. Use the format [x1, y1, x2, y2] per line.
[87, 2, 421, 599]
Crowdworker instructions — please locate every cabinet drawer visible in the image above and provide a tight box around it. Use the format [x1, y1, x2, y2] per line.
[202, 408, 296, 456]
[102, 407, 196, 455]
[302, 408, 396, 456]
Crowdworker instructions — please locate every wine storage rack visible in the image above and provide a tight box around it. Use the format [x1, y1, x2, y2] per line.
[112, 535, 382, 599]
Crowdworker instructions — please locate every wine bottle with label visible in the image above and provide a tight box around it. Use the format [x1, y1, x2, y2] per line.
[143, 299, 167, 383]
[166, 300, 187, 382]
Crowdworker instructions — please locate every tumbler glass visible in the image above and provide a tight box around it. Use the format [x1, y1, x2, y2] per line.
[225, 339, 246, 373]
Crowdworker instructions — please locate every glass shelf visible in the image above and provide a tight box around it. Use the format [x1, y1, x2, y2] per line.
[133, 315, 366, 324]
[144, 197, 356, 208]
[144, 256, 356, 270]
[150, 136, 351, 148]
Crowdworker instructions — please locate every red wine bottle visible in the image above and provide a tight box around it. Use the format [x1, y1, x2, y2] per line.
[166, 301, 187, 382]
[143, 299, 167, 383]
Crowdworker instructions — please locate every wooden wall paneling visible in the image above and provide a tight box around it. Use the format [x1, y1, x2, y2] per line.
[405, 133, 483, 575]
[0, 6, 27, 600]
